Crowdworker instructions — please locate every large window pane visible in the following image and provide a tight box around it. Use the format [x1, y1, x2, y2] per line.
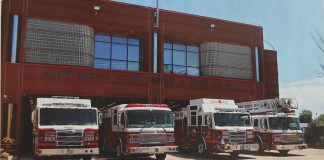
[164, 49, 172, 64]
[128, 45, 139, 61]
[111, 60, 127, 70]
[128, 62, 139, 71]
[173, 50, 186, 65]
[95, 35, 111, 42]
[94, 59, 110, 69]
[187, 52, 199, 67]
[188, 67, 199, 76]
[95, 42, 111, 59]
[112, 44, 127, 60]
[173, 66, 186, 74]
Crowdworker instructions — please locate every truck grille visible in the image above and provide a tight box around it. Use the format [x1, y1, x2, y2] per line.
[281, 134, 298, 143]
[57, 131, 83, 146]
[139, 133, 166, 144]
[229, 131, 246, 143]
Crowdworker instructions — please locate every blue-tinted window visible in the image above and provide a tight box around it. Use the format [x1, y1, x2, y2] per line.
[188, 67, 199, 76]
[173, 50, 186, 65]
[94, 35, 141, 71]
[173, 66, 186, 74]
[128, 45, 139, 61]
[164, 49, 172, 65]
[128, 62, 139, 71]
[95, 35, 111, 42]
[94, 59, 110, 69]
[95, 42, 111, 59]
[164, 65, 172, 73]
[187, 52, 199, 67]
[111, 60, 127, 70]
[173, 44, 186, 51]
[164, 43, 172, 49]
[163, 43, 199, 76]
[128, 39, 139, 45]
[112, 44, 127, 60]
[187, 46, 199, 52]
[112, 37, 127, 44]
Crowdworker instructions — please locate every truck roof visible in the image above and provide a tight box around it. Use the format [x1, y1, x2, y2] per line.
[36, 97, 91, 108]
[188, 98, 244, 113]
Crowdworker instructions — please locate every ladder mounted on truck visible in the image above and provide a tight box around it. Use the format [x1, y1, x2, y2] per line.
[236, 98, 298, 114]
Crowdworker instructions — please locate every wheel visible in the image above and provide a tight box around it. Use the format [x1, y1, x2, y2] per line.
[196, 140, 206, 155]
[155, 153, 167, 160]
[229, 152, 240, 159]
[279, 150, 289, 156]
[100, 138, 107, 155]
[255, 138, 264, 154]
[116, 142, 123, 160]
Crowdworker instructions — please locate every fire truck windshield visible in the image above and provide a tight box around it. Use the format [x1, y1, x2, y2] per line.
[39, 108, 97, 125]
[268, 117, 300, 130]
[126, 110, 173, 128]
[213, 113, 251, 126]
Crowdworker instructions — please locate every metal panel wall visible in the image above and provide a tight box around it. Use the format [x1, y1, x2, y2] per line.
[200, 42, 252, 79]
[24, 19, 94, 67]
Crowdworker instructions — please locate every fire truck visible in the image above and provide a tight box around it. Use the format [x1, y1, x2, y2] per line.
[31, 96, 102, 160]
[174, 98, 258, 158]
[237, 98, 307, 155]
[100, 103, 178, 160]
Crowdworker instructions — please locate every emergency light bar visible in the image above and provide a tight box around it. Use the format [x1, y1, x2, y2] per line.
[125, 104, 168, 108]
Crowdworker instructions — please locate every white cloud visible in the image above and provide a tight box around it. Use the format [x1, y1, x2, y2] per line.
[280, 77, 324, 119]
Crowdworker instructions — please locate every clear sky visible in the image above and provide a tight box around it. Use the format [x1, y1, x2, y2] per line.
[114, 0, 324, 118]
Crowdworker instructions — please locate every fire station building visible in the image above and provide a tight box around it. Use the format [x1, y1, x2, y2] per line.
[1, 0, 278, 155]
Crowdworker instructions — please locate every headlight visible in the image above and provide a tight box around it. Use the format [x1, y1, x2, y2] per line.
[128, 134, 139, 143]
[166, 134, 175, 142]
[272, 135, 281, 142]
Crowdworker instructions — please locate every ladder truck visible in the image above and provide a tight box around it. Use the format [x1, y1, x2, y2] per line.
[237, 98, 307, 156]
[100, 103, 178, 160]
[31, 96, 102, 160]
[174, 98, 258, 158]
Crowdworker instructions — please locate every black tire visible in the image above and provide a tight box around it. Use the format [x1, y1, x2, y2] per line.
[116, 142, 123, 160]
[229, 152, 240, 159]
[279, 150, 289, 156]
[256, 138, 264, 154]
[196, 140, 206, 155]
[155, 153, 167, 160]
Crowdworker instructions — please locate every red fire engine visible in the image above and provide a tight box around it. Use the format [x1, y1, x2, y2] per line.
[31, 96, 102, 160]
[100, 104, 178, 160]
[174, 98, 258, 158]
[237, 98, 307, 155]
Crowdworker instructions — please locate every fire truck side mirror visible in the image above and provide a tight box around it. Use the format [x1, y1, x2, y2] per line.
[31, 110, 36, 123]
[98, 112, 103, 125]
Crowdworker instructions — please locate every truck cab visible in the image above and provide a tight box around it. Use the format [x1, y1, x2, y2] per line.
[31, 96, 101, 160]
[174, 98, 258, 158]
[100, 104, 178, 160]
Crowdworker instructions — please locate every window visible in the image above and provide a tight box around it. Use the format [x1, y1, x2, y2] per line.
[94, 35, 141, 71]
[163, 43, 199, 76]
[191, 111, 197, 125]
[254, 119, 259, 127]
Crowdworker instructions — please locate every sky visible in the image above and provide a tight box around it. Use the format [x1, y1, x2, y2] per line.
[113, 0, 324, 118]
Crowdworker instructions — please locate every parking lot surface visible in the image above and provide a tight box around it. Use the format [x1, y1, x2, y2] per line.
[18, 148, 324, 160]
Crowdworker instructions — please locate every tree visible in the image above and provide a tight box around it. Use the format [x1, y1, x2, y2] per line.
[315, 114, 324, 126]
[299, 110, 313, 123]
[311, 31, 324, 76]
